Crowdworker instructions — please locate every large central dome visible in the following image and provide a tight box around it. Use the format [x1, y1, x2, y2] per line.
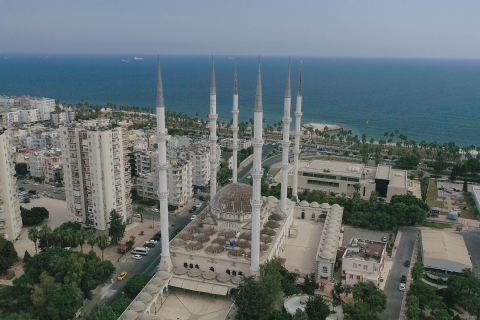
[211, 183, 253, 215]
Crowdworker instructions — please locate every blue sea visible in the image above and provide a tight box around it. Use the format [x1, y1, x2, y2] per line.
[1, 54, 480, 146]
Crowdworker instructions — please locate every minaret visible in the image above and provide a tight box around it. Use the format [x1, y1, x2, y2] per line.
[280, 59, 292, 214]
[209, 56, 219, 198]
[232, 60, 239, 183]
[250, 58, 263, 275]
[156, 60, 173, 272]
[292, 61, 303, 201]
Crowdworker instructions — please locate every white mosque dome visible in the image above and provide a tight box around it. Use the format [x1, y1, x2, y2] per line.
[319, 251, 334, 260]
[122, 310, 139, 320]
[331, 204, 341, 209]
[320, 203, 331, 209]
[299, 200, 309, 207]
[130, 301, 146, 312]
[310, 202, 320, 208]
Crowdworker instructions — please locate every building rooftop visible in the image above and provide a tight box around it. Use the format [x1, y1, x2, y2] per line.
[389, 169, 408, 188]
[421, 230, 472, 268]
[298, 160, 365, 178]
[343, 239, 385, 263]
[375, 165, 390, 180]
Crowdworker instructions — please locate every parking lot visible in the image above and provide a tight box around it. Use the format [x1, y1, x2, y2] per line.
[17, 180, 66, 200]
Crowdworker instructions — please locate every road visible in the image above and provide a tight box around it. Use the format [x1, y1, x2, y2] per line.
[381, 227, 418, 320]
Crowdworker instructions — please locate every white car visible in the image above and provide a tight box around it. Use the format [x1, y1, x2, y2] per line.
[132, 254, 142, 260]
[196, 203, 202, 208]
[399, 283, 405, 291]
[247, 175, 252, 179]
[148, 239, 158, 244]
[64, 247, 71, 251]
[133, 213, 141, 218]
[33, 183, 39, 186]
[151, 208, 159, 213]
[190, 215, 197, 221]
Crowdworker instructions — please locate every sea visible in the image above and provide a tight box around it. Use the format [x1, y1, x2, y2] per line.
[1, 54, 480, 147]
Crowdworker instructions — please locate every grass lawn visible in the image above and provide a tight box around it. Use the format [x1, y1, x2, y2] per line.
[426, 180, 447, 209]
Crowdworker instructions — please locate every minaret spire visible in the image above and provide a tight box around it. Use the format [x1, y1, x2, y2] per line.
[209, 55, 219, 198]
[280, 59, 292, 214]
[156, 60, 173, 272]
[250, 58, 264, 275]
[232, 60, 239, 183]
[292, 59, 303, 201]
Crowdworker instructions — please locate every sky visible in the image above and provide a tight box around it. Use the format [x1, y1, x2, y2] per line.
[1, 0, 480, 59]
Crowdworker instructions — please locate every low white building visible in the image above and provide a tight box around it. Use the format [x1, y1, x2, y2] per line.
[220, 138, 251, 151]
[342, 239, 386, 286]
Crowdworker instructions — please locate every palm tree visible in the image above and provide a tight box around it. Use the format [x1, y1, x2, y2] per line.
[137, 205, 146, 223]
[76, 229, 86, 253]
[63, 228, 75, 247]
[97, 235, 109, 261]
[28, 227, 39, 255]
[86, 229, 98, 252]
[39, 225, 52, 249]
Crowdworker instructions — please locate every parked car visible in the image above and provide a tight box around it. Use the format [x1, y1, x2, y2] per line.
[399, 283, 405, 291]
[382, 236, 388, 243]
[404, 260, 410, 267]
[148, 239, 158, 244]
[133, 213, 141, 218]
[199, 196, 206, 201]
[18, 187, 26, 191]
[152, 235, 161, 241]
[117, 272, 128, 281]
[189, 207, 196, 213]
[33, 183, 39, 186]
[401, 275, 407, 283]
[196, 203, 202, 208]
[132, 254, 142, 260]
[144, 242, 155, 248]
[152, 208, 159, 213]
[49, 186, 56, 190]
[190, 215, 197, 221]
[64, 247, 71, 251]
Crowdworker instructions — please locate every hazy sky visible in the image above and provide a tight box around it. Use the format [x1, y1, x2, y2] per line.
[1, 0, 479, 59]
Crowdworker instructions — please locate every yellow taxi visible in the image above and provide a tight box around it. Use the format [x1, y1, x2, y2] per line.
[117, 271, 128, 281]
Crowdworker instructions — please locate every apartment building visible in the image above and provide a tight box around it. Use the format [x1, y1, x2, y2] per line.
[220, 138, 252, 151]
[50, 110, 76, 127]
[0, 129, 23, 240]
[136, 158, 193, 207]
[0, 112, 19, 125]
[134, 150, 158, 176]
[60, 120, 133, 230]
[28, 150, 62, 183]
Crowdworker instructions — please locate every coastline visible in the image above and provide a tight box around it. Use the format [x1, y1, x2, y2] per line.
[303, 123, 342, 133]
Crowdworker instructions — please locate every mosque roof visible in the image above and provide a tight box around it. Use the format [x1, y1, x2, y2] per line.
[211, 183, 254, 215]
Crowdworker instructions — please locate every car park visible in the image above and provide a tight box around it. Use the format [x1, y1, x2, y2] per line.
[132, 254, 142, 260]
[117, 272, 128, 281]
[399, 283, 405, 291]
[404, 260, 410, 267]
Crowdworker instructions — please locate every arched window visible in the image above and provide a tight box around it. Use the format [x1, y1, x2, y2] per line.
[210, 267, 215, 272]
[301, 211, 305, 219]
[184, 262, 188, 268]
[189, 263, 193, 269]
[226, 269, 231, 275]
[238, 271, 243, 276]
[195, 264, 199, 269]
[322, 266, 328, 273]
[311, 213, 315, 219]
[232, 270, 237, 276]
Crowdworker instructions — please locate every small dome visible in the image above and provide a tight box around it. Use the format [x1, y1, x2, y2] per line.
[324, 234, 336, 241]
[130, 301, 146, 312]
[170, 238, 185, 247]
[188, 268, 202, 277]
[156, 270, 170, 280]
[331, 204, 341, 209]
[217, 273, 231, 282]
[265, 220, 280, 229]
[174, 266, 188, 275]
[269, 213, 284, 221]
[239, 231, 252, 241]
[260, 234, 273, 244]
[206, 244, 225, 254]
[122, 310, 139, 320]
[228, 247, 246, 258]
[145, 284, 160, 294]
[137, 292, 152, 303]
[202, 270, 216, 280]
[203, 227, 216, 236]
[184, 226, 201, 233]
[261, 228, 277, 236]
[212, 236, 227, 245]
[186, 241, 204, 251]
[321, 245, 334, 253]
[203, 216, 216, 224]
[321, 203, 331, 209]
[178, 232, 194, 241]
[322, 239, 335, 247]
[231, 275, 242, 285]
[319, 251, 333, 260]
[194, 233, 210, 243]
[150, 277, 166, 287]
[260, 243, 269, 252]
[236, 239, 251, 249]
[310, 202, 320, 208]
[218, 230, 236, 239]
[268, 196, 279, 203]
[211, 183, 254, 215]
[299, 200, 309, 207]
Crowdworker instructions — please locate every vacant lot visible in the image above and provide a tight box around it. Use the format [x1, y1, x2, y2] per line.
[426, 179, 446, 209]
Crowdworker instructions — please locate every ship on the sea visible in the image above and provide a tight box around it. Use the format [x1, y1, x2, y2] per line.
[134, 57, 143, 60]
[122, 60, 130, 63]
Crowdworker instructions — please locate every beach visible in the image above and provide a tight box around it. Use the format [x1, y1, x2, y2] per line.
[303, 123, 342, 133]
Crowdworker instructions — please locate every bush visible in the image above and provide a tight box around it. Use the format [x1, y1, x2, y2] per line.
[110, 298, 132, 318]
[0, 237, 18, 275]
[123, 274, 152, 299]
[20, 207, 49, 225]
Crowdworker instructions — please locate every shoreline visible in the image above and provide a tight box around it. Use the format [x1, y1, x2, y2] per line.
[303, 123, 342, 133]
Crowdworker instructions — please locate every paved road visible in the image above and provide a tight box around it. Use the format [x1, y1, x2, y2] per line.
[381, 227, 418, 320]
[458, 230, 480, 278]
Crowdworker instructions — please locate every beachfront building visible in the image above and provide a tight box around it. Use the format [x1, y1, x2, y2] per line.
[135, 158, 193, 207]
[60, 119, 133, 230]
[220, 138, 251, 151]
[289, 160, 409, 201]
[0, 128, 23, 241]
[420, 230, 472, 276]
[342, 238, 387, 286]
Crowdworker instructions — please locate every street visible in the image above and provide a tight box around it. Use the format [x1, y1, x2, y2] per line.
[381, 227, 418, 320]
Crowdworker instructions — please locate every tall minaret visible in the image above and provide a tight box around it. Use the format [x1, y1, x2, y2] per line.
[232, 60, 239, 183]
[250, 59, 263, 275]
[209, 56, 219, 197]
[280, 59, 292, 214]
[156, 60, 173, 272]
[292, 61, 303, 201]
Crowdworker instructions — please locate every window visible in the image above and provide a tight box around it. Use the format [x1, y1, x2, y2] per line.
[353, 263, 357, 268]
[238, 271, 243, 276]
[322, 266, 328, 273]
[349, 275, 353, 279]
[226, 269, 231, 275]
[232, 270, 237, 276]
[210, 267, 215, 272]
[195, 264, 199, 269]
[189, 263, 193, 269]
[307, 180, 339, 188]
[311, 213, 315, 219]
[363, 265, 367, 270]
[303, 172, 314, 177]
[184, 262, 188, 268]
[374, 267, 378, 272]
[356, 276, 360, 280]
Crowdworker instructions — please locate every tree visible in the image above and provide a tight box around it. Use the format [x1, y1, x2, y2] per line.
[21, 207, 50, 225]
[411, 262, 424, 281]
[351, 282, 386, 314]
[126, 236, 135, 251]
[110, 298, 132, 318]
[83, 305, 116, 320]
[86, 229, 97, 251]
[108, 210, 126, 245]
[304, 295, 330, 320]
[63, 228, 75, 248]
[123, 274, 152, 299]
[292, 309, 308, 320]
[303, 273, 319, 295]
[14, 163, 29, 176]
[463, 179, 468, 193]
[406, 295, 421, 320]
[0, 237, 18, 275]
[76, 229, 86, 253]
[45, 283, 83, 320]
[234, 276, 268, 320]
[343, 301, 380, 320]
[330, 281, 344, 313]
[259, 260, 283, 313]
[28, 227, 39, 254]
[96, 235, 109, 261]
[137, 205, 146, 223]
[0, 312, 39, 320]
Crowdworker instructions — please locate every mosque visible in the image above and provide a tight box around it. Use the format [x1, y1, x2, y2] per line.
[118, 58, 343, 320]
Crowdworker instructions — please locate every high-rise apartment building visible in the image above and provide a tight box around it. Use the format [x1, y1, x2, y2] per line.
[0, 129, 22, 240]
[60, 120, 133, 230]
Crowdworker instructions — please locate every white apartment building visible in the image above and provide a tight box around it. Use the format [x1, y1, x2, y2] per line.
[0, 129, 22, 240]
[0, 96, 17, 108]
[342, 238, 387, 286]
[220, 138, 252, 151]
[136, 158, 193, 207]
[0, 111, 19, 124]
[18, 109, 41, 124]
[134, 150, 158, 176]
[28, 150, 62, 182]
[50, 110, 76, 126]
[60, 120, 133, 230]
